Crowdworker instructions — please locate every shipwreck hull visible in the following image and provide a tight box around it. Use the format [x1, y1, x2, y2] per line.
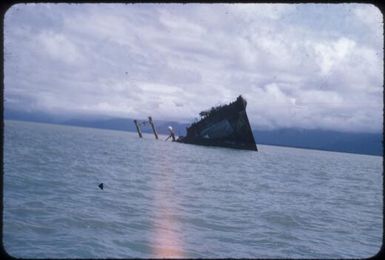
[177, 96, 258, 151]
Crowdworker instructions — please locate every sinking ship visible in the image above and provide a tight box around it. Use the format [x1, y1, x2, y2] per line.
[176, 95, 258, 151]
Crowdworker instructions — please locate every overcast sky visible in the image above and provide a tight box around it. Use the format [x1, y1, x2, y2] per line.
[4, 3, 383, 132]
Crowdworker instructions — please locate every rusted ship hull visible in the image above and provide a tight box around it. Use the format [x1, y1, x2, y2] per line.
[177, 96, 258, 151]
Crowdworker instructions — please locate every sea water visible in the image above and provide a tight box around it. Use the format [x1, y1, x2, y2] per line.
[3, 120, 383, 258]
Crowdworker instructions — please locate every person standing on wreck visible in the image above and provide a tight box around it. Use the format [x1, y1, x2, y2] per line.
[165, 126, 176, 141]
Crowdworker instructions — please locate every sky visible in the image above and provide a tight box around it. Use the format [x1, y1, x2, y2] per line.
[4, 3, 383, 133]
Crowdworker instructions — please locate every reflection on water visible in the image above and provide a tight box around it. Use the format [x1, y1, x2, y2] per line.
[151, 150, 184, 258]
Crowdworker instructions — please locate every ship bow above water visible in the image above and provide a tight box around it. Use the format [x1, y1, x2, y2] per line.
[177, 96, 258, 151]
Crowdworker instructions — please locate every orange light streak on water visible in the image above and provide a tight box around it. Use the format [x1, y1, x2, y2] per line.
[151, 152, 185, 258]
[152, 210, 184, 258]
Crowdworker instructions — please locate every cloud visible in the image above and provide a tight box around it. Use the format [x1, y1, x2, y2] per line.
[36, 31, 84, 64]
[314, 37, 356, 75]
[353, 4, 382, 42]
[231, 3, 295, 21]
[4, 3, 383, 133]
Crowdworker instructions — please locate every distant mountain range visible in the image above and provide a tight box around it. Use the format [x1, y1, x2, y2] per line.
[253, 128, 382, 156]
[4, 109, 383, 156]
[63, 117, 189, 137]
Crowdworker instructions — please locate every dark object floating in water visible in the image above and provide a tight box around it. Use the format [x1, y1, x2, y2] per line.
[98, 183, 104, 190]
[177, 95, 258, 151]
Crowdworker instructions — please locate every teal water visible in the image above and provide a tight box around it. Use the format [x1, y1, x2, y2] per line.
[3, 120, 383, 258]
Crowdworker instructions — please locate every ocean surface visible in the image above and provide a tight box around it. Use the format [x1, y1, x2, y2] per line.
[3, 120, 383, 258]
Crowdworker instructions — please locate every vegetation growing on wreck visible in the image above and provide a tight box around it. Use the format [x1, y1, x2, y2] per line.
[196, 95, 245, 122]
